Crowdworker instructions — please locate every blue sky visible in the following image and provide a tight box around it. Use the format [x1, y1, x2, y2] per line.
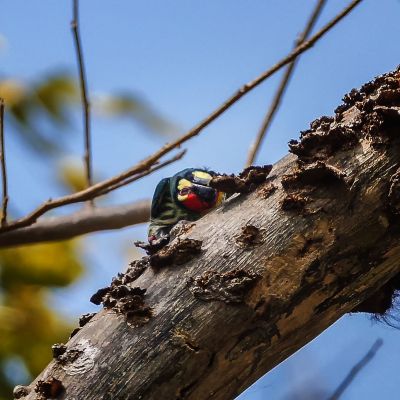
[1, 1, 400, 398]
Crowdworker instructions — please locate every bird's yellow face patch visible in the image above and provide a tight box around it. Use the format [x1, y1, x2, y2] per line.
[192, 171, 213, 181]
[177, 178, 192, 190]
[177, 178, 192, 201]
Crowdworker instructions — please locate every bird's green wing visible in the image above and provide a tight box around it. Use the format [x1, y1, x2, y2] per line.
[150, 177, 171, 219]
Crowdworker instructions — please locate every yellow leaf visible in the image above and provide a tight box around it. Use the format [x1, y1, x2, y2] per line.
[0, 240, 83, 288]
[0, 79, 27, 107]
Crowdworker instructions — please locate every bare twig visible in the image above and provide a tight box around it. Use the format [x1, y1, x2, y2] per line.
[0, 99, 8, 226]
[0, 150, 184, 233]
[246, 0, 327, 167]
[0, 151, 184, 246]
[328, 338, 383, 400]
[0, 152, 185, 246]
[71, 0, 93, 195]
[0, 0, 362, 234]
[0, 200, 151, 247]
[97, 150, 186, 197]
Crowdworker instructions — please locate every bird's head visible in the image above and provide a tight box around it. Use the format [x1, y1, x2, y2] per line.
[173, 169, 224, 213]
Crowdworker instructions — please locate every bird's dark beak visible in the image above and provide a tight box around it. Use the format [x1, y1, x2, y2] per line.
[192, 184, 216, 202]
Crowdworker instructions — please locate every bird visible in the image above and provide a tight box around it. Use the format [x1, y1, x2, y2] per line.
[148, 168, 224, 245]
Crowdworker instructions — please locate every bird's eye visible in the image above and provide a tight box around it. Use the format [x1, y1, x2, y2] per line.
[180, 187, 190, 195]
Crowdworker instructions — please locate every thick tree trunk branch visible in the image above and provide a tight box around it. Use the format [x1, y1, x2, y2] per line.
[0, 200, 150, 247]
[21, 68, 400, 400]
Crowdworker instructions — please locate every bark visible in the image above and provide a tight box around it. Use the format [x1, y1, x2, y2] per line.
[20, 67, 400, 400]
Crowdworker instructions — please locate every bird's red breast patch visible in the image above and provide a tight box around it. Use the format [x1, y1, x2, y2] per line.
[182, 192, 217, 213]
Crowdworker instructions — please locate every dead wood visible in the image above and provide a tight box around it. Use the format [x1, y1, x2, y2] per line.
[20, 67, 400, 400]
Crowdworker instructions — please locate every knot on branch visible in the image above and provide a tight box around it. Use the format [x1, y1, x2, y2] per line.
[258, 182, 277, 199]
[90, 258, 149, 304]
[51, 343, 67, 359]
[188, 268, 259, 304]
[149, 238, 202, 269]
[54, 339, 99, 376]
[35, 378, 64, 399]
[210, 165, 272, 194]
[134, 237, 170, 256]
[105, 286, 152, 327]
[13, 385, 30, 399]
[236, 225, 262, 247]
[281, 193, 308, 212]
[288, 125, 358, 162]
[289, 68, 400, 163]
[79, 312, 96, 328]
[90, 259, 152, 327]
[282, 161, 346, 190]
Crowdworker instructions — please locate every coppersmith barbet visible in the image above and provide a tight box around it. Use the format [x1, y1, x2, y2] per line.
[148, 168, 224, 244]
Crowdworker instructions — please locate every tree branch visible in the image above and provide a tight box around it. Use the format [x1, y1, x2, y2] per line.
[246, 0, 327, 167]
[20, 67, 400, 400]
[0, 150, 185, 247]
[0, 0, 362, 234]
[0, 200, 150, 247]
[0, 151, 183, 233]
[0, 98, 8, 226]
[96, 150, 186, 197]
[328, 339, 383, 400]
[71, 0, 93, 196]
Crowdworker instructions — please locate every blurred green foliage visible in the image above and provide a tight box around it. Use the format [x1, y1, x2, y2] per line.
[0, 73, 86, 398]
[0, 72, 178, 154]
[0, 71, 176, 398]
[0, 74, 77, 153]
[93, 92, 179, 137]
[0, 241, 83, 399]
[58, 158, 89, 192]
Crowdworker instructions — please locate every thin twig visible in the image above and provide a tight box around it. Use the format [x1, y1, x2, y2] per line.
[71, 0, 93, 196]
[0, 150, 185, 232]
[0, 0, 362, 234]
[328, 338, 383, 400]
[0, 99, 8, 226]
[97, 150, 186, 197]
[0, 151, 185, 246]
[0, 200, 151, 247]
[246, 0, 327, 167]
[0, 152, 185, 246]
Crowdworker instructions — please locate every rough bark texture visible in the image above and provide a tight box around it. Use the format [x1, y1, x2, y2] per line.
[20, 67, 400, 400]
